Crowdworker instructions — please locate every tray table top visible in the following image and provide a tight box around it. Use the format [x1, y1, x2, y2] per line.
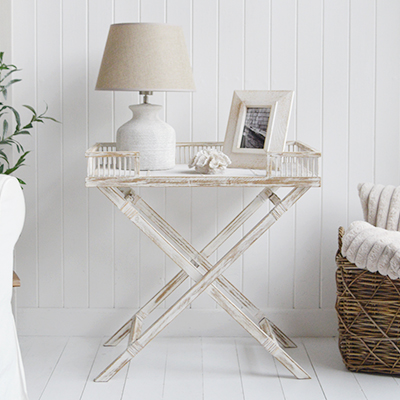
[85, 141, 321, 188]
[86, 164, 320, 188]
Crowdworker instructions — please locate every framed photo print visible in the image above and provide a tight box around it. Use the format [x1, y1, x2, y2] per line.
[223, 90, 294, 169]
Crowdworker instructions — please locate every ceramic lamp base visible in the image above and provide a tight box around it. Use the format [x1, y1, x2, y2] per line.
[116, 103, 175, 171]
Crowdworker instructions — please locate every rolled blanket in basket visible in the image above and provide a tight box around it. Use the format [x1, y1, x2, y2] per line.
[342, 221, 400, 279]
[358, 183, 400, 230]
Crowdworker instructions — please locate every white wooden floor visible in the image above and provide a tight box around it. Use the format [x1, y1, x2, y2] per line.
[19, 336, 400, 400]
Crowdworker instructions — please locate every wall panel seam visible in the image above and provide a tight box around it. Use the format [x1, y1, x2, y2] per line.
[85, 0, 90, 309]
[35, 0, 39, 308]
[60, 0, 65, 308]
[346, 1, 352, 226]
[293, 0, 298, 310]
[318, 0, 324, 310]
[373, 0, 377, 184]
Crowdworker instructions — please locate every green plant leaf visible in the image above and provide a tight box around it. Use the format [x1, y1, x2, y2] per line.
[5, 151, 29, 174]
[23, 104, 37, 115]
[14, 130, 31, 136]
[0, 150, 10, 168]
[4, 78, 21, 88]
[3, 119, 8, 136]
[0, 53, 58, 186]
[42, 116, 60, 123]
[0, 104, 22, 130]
[0, 68, 20, 84]
[0, 148, 8, 161]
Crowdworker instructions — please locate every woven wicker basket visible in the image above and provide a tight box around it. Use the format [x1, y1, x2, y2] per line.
[335, 226, 400, 375]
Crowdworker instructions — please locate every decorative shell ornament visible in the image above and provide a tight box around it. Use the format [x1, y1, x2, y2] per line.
[188, 149, 231, 174]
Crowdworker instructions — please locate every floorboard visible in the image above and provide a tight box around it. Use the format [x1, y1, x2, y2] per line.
[275, 338, 327, 400]
[302, 337, 367, 400]
[351, 365, 400, 400]
[19, 336, 69, 400]
[235, 337, 284, 400]
[18, 336, 400, 400]
[40, 337, 102, 400]
[79, 337, 129, 400]
[203, 337, 245, 400]
[162, 337, 203, 400]
[122, 337, 168, 400]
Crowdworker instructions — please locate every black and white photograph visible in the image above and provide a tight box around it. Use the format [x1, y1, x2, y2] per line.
[240, 107, 271, 149]
[223, 90, 294, 169]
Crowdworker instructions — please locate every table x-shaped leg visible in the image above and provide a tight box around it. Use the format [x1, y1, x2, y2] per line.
[104, 187, 295, 350]
[95, 185, 311, 382]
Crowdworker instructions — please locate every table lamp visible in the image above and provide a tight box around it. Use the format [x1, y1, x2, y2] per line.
[96, 23, 195, 170]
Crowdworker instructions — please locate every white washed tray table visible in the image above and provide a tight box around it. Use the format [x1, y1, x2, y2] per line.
[85, 141, 321, 382]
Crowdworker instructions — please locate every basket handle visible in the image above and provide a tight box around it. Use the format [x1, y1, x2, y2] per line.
[338, 226, 345, 253]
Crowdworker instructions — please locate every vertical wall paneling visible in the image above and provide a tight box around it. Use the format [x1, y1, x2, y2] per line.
[164, 185, 192, 308]
[166, 0, 192, 143]
[137, 185, 168, 307]
[8, 0, 400, 336]
[113, 0, 139, 134]
[268, 0, 297, 309]
[242, 188, 270, 308]
[0, 0, 11, 61]
[113, 0, 141, 309]
[375, 0, 400, 186]
[138, 0, 167, 307]
[36, 0, 63, 307]
[192, 0, 218, 143]
[294, 0, 323, 309]
[191, 0, 218, 309]
[217, 0, 245, 297]
[62, 0, 89, 308]
[190, 187, 218, 310]
[218, 0, 244, 140]
[12, 0, 39, 307]
[320, 0, 349, 309]
[347, 0, 375, 223]
[1, 2, 12, 186]
[140, 0, 166, 110]
[165, 0, 193, 308]
[242, 0, 271, 307]
[88, 0, 115, 308]
[244, 0, 270, 91]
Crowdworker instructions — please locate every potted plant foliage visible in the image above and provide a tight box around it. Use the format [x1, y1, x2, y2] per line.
[0, 52, 58, 185]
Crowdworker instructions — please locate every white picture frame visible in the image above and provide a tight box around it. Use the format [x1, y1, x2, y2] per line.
[223, 90, 294, 169]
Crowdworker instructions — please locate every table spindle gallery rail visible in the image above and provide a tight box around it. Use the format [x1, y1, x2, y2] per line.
[175, 142, 224, 164]
[86, 143, 140, 178]
[266, 141, 320, 178]
[86, 141, 320, 183]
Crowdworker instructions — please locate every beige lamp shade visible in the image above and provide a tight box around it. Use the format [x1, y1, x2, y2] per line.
[96, 23, 195, 92]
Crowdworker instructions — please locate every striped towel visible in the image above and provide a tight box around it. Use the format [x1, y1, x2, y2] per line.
[342, 220, 400, 280]
[341, 183, 400, 279]
[358, 183, 400, 231]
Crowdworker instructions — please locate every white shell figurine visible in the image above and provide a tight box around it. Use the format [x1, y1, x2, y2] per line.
[188, 149, 231, 174]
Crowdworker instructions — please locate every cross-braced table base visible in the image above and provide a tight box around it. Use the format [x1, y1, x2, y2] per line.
[94, 185, 311, 382]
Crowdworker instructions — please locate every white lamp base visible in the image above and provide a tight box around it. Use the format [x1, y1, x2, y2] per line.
[116, 103, 175, 171]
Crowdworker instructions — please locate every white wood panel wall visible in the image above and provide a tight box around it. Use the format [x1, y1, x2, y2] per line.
[6, 0, 400, 336]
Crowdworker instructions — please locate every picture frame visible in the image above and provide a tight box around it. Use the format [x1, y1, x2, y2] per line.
[223, 90, 294, 169]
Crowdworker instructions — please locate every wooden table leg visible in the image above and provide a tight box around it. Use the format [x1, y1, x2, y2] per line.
[131, 188, 298, 348]
[95, 186, 310, 381]
[104, 270, 189, 346]
[103, 187, 296, 348]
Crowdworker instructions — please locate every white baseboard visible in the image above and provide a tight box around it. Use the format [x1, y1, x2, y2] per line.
[17, 307, 338, 337]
